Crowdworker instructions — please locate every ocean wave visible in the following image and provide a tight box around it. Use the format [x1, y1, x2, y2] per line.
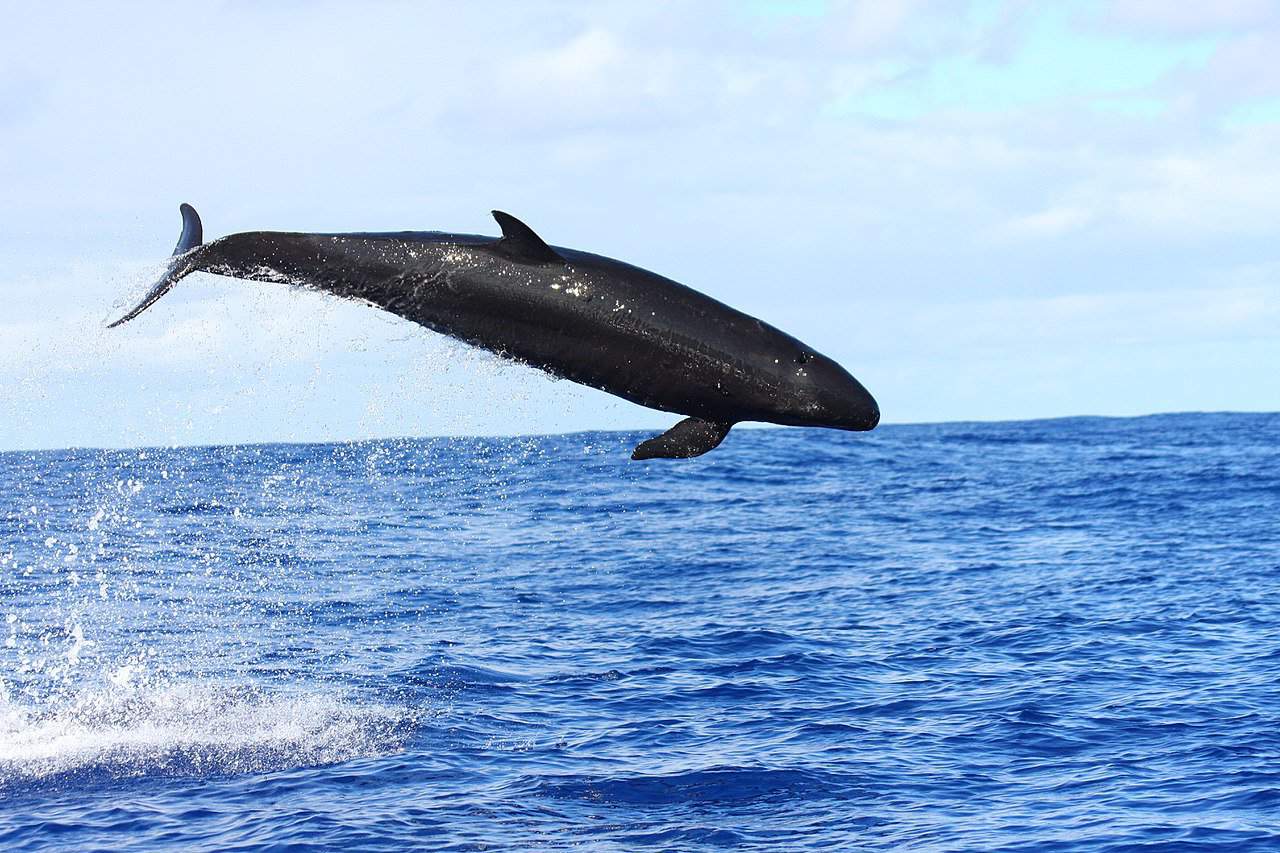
[0, 681, 413, 788]
[530, 765, 863, 805]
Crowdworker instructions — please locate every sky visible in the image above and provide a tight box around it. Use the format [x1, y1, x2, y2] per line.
[1, 0, 1277, 451]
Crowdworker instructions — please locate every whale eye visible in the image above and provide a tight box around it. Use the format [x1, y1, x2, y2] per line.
[796, 351, 811, 365]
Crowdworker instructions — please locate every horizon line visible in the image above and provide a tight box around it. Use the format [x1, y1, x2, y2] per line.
[2, 409, 1274, 457]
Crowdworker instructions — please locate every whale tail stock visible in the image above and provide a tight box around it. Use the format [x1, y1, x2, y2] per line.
[107, 203, 205, 328]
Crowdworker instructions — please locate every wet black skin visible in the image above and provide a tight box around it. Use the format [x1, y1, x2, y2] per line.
[111, 207, 879, 458]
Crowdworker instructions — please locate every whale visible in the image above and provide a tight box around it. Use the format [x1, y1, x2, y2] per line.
[109, 204, 879, 459]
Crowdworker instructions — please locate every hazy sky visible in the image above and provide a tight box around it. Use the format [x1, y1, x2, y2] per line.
[2, 0, 1277, 451]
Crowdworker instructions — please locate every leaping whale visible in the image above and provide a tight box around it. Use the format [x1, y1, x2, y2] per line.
[109, 205, 879, 459]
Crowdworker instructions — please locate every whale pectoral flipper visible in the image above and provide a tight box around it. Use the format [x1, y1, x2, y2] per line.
[631, 418, 734, 460]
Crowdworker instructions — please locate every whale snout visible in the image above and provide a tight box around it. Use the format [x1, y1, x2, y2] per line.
[825, 379, 879, 431]
[801, 356, 879, 432]
[847, 392, 880, 431]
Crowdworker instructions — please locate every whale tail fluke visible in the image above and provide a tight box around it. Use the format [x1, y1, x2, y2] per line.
[107, 203, 205, 328]
[173, 202, 203, 256]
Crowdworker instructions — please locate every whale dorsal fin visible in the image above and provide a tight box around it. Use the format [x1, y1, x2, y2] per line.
[492, 210, 563, 264]
[632, 418, 734, 460]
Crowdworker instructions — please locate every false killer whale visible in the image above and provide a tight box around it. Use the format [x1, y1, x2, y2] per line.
[109, 205, 879, 459]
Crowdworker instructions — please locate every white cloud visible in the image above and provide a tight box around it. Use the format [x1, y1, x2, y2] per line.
[845, 280, 1280, 364]
[1102, 0, 1278, 34]
[516, 29, 625, 85]
[835, 0, 923, 51]
[1108, 128, 1280, 235]
[994, 205, 1095, 241]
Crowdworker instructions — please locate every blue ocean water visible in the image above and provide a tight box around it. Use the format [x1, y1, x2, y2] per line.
[1, 412, 1278, 851]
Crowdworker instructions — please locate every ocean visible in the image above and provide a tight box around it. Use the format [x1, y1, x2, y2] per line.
[1, 412, 1277, 851]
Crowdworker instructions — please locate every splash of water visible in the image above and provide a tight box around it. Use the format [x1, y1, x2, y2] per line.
[0, 678, 413, 784]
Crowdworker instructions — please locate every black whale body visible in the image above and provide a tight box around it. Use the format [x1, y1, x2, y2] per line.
[110, 205, 879, 459]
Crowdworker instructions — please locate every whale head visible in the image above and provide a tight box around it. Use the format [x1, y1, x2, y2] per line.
[772, 350, 880, 432]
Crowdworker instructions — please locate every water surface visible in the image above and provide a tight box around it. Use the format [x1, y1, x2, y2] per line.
[2, 413, 1278, 850]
